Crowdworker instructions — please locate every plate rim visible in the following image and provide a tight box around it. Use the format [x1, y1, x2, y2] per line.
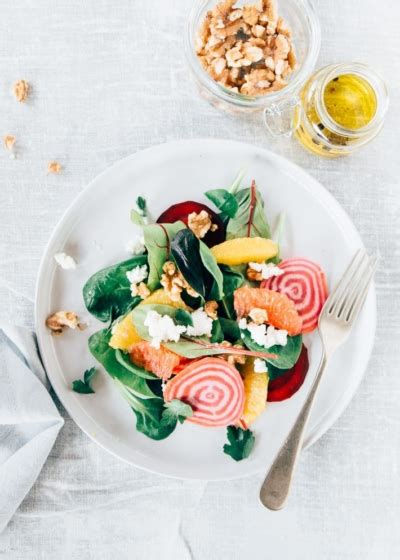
[35, 138, 376, 480]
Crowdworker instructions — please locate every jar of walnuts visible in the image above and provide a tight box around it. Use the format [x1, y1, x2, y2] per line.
[185, 0, 320, 137]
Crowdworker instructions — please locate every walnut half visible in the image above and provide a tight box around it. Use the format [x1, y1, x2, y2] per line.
[13, 80, 30, 102]
[46, 311, 81, 335]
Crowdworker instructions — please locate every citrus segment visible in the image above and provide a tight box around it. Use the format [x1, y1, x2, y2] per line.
[129, 341, 181, 380]
[234, 285, 302, 336]
[261, 258, 328, 333]
[109, 313, 141, 351]
[239, 358, 268, 428]
[164, 357, 245, 427]
[211, 237, 278, 266]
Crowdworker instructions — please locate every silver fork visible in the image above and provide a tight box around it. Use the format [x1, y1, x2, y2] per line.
[259, 249, 378, 510]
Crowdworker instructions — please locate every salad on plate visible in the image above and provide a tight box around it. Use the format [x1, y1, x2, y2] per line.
[81, 174, 328, 461]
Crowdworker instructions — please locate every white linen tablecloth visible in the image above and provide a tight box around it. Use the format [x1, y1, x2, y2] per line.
[0, 0, 399, 558]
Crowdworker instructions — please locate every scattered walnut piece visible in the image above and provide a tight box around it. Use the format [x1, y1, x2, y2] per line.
[248, 307, 268, 324]
[161, 261, 198, 301]
[188, 210, 218, 239]
[196, 0, 295, 95]
[13, 80, 30, 102]
[247, 265, 263, 281]
[4, 135, 16, 158]
[131, 282, 151, 299]
[48, 161, 62, 174]
[205, 300, 219, 320]
[46, 311, 81, 335]
[226, 345, 247, 365]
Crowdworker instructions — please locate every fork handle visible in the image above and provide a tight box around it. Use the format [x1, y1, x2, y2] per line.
[259, 353, 327, 510]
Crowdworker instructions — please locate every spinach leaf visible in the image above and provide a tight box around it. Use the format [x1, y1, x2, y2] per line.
[171, 229, 224, 301]
[226, 181, 271, 240]
[88, 329, 176, 440]
[219, 317, 241, 343]
[136, 196, 147, 215]
[143, 222, 185, 290]
[266, 362, 290, 381]
[219, 265, 245, 318]
[161, 399, 193, 428]
[223, 426, 255, 461]
[175, 308, 193, 327]
[199, 240, 224, 301]
[241, 330, 303, 370]
[205, 189, 238, 218]
[72, 367, 97, 394]
[83, 255, 147, 323]
[210, 319, 224, 343]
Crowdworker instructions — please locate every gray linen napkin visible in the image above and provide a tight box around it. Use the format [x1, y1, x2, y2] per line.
[0, 325, 63, 533]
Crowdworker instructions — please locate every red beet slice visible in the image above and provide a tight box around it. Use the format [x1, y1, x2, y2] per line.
[156, 201, 225, 247]
[267, 345, 309, 402]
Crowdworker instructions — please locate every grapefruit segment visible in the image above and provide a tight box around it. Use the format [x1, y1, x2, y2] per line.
[261, 258, 328, 333]
[129, 341, 181, 380]
[234, 285, 302, 336]
[164, 357, 245, 427]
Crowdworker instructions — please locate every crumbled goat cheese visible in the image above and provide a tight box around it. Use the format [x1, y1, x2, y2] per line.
[125, 236, 145, 255]
[253, 358, 268, 373]
[239, 318, 288, 348]
[126, 264, 148, 284]
[186, 308, 213, 338]
[249, 262, 284, 279]
[54, 252, 77, 270]
[144, 310, 186, 349]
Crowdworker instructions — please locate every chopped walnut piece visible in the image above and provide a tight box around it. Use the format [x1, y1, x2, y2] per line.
[4, 135, 16, 150]
[161, 261, 198, 301]
[196, 0, 294, 96]
[226, 345, 247, 365]
[188, 210, 217, 239]
[248, 307, 268, 324]
[46, 311, 80, 335]
[48, 161, 62, 174]
[205, 300, 219, 320]
[13, 80, 29, 102]
[247, 264, 263, 281]
[131, 282, 151, 299]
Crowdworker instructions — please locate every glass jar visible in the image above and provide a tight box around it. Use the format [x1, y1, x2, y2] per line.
[185, 0, 321, 136]
[295, 63, 389, 157]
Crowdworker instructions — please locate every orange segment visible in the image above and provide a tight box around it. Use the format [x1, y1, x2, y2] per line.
[129, 341, 181, 380]
[234, 285, 303, 336]
[211, 237, 278, 266]
[109, 313, 141, 350]
[239, 358, 268, 427]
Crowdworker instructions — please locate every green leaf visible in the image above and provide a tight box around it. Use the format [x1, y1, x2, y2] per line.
[72, 380, 95, 394]
[72, 367, 97, 394]
[83, 255, 146, 323]
[223, 426, 255, 461]
[136, 196, 147, 215]
[219, 265, 245, 319]
[175, 308, 193, 327]
[219, 317, 241, 343]
[210, 319, 224, 343]
[266, 362, 290, 381]
[130, 209, 147, 226]
[199, 240, 224, 301]
[205, 189, 239, 218]
[161, 399, 193, 428]
[241, 330, 303, 370]
[171, 229, 224, 301]
[226, 181, 271, 240]
[88, 329, 176, 440]
[143, 222, 185, 290]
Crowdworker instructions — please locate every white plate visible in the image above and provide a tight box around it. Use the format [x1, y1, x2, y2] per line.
[35, 139, 376, 480]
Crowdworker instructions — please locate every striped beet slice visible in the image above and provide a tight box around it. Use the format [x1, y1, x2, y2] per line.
[261, 258, 328, 333]
[164, 358, 245, 427]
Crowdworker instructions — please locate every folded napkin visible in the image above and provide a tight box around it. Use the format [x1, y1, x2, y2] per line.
[0, 325, 64, 533]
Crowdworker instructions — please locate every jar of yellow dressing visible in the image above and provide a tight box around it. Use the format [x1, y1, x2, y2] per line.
[294, 63, 388, 157]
